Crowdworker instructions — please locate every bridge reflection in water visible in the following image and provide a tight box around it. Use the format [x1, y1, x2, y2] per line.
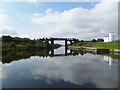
[2, 47, 84, 64]
[49, 48, 80, 57]
[2, 46, 118, 65]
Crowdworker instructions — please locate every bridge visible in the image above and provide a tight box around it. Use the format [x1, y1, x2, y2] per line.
[39, 38, 79, 56]
[39, 37, 79, 46]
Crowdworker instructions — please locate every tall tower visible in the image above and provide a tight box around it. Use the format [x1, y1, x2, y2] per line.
[112, 33, 116, 42]
[109, 32, 112, 42]
[108, 32, 116, 42]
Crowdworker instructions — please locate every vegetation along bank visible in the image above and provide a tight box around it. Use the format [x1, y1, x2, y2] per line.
[68, 40, 120, 53]
[1, 35, 61, 51]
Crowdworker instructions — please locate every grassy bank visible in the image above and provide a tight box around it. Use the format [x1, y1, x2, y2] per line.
[92, 42, 120, 50]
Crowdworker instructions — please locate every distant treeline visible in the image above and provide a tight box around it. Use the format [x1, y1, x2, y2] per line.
[1, 35, 61, 50]
[70, 38, 104, 47]
[71, 39, 120, 50]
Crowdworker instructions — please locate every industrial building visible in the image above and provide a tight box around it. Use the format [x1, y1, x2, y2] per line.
[104, 32, 116, 42]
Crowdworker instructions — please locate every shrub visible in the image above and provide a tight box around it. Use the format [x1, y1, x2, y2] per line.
[9, 42, 16, 49]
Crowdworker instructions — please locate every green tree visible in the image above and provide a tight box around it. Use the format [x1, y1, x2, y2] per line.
[97, 38, 104, 42]
[92, 39, 97, 42]
[9, 42, 16, 49]
[2, 35, 13, 42]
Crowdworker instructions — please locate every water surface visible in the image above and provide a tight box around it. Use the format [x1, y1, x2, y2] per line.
[1, 46, 119, 88]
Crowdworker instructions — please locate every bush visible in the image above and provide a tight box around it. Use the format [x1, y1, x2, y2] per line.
[9, 42, 16, 49]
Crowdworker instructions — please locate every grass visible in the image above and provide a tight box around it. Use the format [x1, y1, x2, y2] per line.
[92, 42, 120, 50]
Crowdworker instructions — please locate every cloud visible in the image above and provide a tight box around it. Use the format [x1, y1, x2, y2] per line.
[30, 2, 118, 40]
[0, 14, 18, 36]
[0, 2, 118, 39]
[1, 26, 17, 36]
[0, 14, 8, 26]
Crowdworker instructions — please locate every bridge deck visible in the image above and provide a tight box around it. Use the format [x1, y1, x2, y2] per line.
[40, 38, 75, 41]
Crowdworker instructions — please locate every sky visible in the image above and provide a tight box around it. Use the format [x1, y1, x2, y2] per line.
[0, 0, 119, 40]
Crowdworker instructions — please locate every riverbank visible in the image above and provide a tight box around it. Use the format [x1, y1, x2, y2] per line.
[92, 42, 120, 50]
[68, 46, 120, 53]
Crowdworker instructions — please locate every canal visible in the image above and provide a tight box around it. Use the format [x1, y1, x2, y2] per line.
[1, 46, 119, 88]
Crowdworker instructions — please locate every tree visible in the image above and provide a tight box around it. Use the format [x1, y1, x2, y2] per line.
[97, 38, 104, 42]
[9, 42, 16, 49]
[25, 43, 35, 50]
[2, 35, 13, 42]
[92, 39, 97, 42]
[74, 39, 79, 43]
[80, 40, 84, 42]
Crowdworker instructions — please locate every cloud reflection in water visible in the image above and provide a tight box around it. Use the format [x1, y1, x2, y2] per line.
[2, 53, 118, 88]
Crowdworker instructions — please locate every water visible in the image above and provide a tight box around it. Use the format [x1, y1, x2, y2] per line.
[1, 46, 119, 88]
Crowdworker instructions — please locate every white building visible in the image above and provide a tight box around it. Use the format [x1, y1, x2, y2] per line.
[104, 36, 109, 42]
[104, 32, 116, 42]
[108, 32, 116, 42]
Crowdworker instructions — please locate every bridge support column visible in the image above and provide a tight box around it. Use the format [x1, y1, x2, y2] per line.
[51, 38, 54, 57]
[65, 39, 67, 56]
[51, 39, 54, 47]
[51, 49, 54, 57]
[70, 41, 72, 45]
